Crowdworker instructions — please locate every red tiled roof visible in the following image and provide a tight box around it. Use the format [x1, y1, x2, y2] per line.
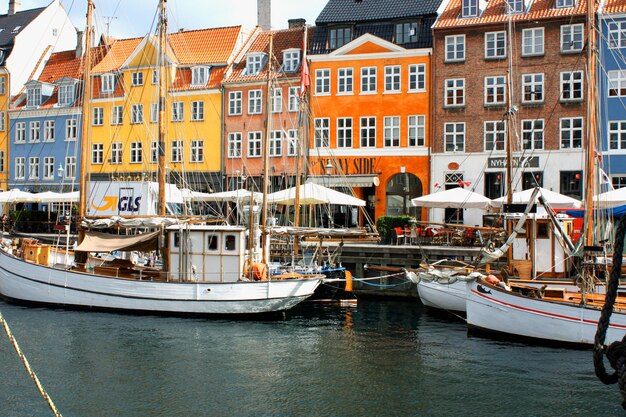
[226, 26, 314, 83]
[92, 37, 143, 74]
[38, 45, 107, 83]
[434, 0, 587, 29]
[602, 0, 626, 14]
[171, 66, 227, 91]
[169, 26, 242, 65]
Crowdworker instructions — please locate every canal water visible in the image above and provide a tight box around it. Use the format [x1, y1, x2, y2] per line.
[0, 298, 622, 417]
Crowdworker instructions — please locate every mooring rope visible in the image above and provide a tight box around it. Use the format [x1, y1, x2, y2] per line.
[593, 215, 626, 409]
[353, 272, 413, 288]
[0, 312, 63, 417]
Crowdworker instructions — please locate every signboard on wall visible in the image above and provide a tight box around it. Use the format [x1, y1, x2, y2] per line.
[313, 157, 381, 176]
[488, 156, 539, 169]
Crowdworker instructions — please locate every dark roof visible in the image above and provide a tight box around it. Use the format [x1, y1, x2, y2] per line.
[0, 7, 46, 48]
[315, 0, 442, 24]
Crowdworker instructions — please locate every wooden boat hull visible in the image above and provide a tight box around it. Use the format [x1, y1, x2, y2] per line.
[0, 250, 321, 315]
[466, 279, 626, 345]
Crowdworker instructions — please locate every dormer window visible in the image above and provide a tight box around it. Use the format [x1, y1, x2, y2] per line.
[191, 66, 210, 86]
[57, 83, 75, 106]
[396, 22, 418, 44]
[245, 54, 265, 76]
[329, 27, 351, 49]
[506, 0, 524, 13]
[26, 86, 41, 107]
[282, 50, 300, 73]
[101, 73, 115, 94]
[11, 26, 21, 34]
[461, 0, 478, 18]
[556, 0, 574, 8]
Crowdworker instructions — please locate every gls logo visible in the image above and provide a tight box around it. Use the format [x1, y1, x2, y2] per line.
[92, 196, 142, 212]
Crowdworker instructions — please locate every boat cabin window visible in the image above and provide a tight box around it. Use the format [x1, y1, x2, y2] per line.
[173, 232, 180, 248]
[207, 234, 219, 251]
[225, 235, 237, 251]
[536, 221, 550, 239]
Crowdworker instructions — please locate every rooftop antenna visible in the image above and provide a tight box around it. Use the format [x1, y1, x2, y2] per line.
[102, 15, 118, 37]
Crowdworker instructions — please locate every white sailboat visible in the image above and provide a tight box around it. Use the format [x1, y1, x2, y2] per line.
[0, 0, 321, 316]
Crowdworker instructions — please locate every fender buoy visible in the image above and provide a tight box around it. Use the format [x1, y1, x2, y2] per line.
[485, 274, 500, 285]
[344, 270, 353, 292]
[251, 262, 267, 281]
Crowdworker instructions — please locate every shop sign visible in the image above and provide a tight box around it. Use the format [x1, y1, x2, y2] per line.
[488, 156, 539, 169]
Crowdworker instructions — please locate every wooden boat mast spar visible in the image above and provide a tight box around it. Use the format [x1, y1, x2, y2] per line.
[157, 0, 168, 216]
[260, 32, 274, 264]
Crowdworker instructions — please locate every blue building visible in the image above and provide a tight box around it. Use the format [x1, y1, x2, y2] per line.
[599, 0, 626, 188]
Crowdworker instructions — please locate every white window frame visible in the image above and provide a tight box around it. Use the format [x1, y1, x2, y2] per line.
[282, 49, 300, 72]
[131, 104, 144, 124]
[287, 130, 298, 156]
[43, 156, 54, 180]
[444, 122, 465, 152]
[228, 91, 242, 116]
[150, 141, 158, 163]
[408, 115, 425, 147]
[29, 121, 40, 143]
[111, 106, 123, 125]
[101, 73, 115, 94]
[247, 131, 262, 158]
[484, 121, 505, 151]
[191, 101, 204, 121]
[608, 70, 626, 97]
[191, 66, 209, 86]
[361, 67, 377, 94]
[461, 0, 478, 17]
[15, 157, 25, 179]
[560, 24, 584, 53]
[521, 119, 545, 150]
[26, 87, 42, 107]
[608, 22, 626, 49]
[172, 102, 184, 122]
[57, 83, 75, 106]
[28, 156, 39, 179]
[522, 28, 545, 57]
[522, 73, 544, 103]
[560, 71, 583, 102]
[269, 131, 282, 157]
[338, 68, 353, 94]
[65, 119, 77, 141]
[228, 133, 242, 158]
[609, 121, 626, 150]
[384, 66, 401, 93]
[15, 122, 25, 143]
[92, 107, 104, 126]
[445, 35, 465, 62]
[560, 117, 583, 149]
[484, 76, 506, 105]
[65, 156, 76, 179]
[444, 78, 465, 107]
[245, 54, 265, 76]
[152, 69, 159, 85]
[191, 140, 204, 162]
[130, 142, 142, 163]
[248, 90, 262, 114]
[150, 103, 158, 123]
[360, 117, 376, 148]
[408, 64, 426, 92]
[485, 31, 506, 59]
[384, 116, 400, 147]
[111, 142, 123, 164]
[337, 117, 353, 148]
[92, 143, 103, 164]
[43, 120, 55, 142]
[556, 0, 575, 8]
[314, 118, 330, 148]
[271, 87, 282, 113]
[288, 87, 300, 112]
[171, 140, 183, 163]
[315, 69, 330, 95]
[132, 71, 143, 86]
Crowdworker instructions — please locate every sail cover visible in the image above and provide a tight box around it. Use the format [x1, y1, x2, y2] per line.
[75, 231, 160, 253]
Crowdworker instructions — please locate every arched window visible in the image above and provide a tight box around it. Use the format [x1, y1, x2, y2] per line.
[386, 173, 422, 217]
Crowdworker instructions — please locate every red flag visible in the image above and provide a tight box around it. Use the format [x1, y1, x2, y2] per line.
[299, 30, 309, 97]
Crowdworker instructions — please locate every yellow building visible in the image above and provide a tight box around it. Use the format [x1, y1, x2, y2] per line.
[89, 27, 246, 192]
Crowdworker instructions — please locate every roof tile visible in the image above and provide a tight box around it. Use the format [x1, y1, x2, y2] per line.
[316, 0, 442, 24]
[602, 0, 626, 14]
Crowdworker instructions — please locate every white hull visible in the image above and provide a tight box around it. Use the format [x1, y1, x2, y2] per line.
[417, 280, 466, 313]
[466, 280, 626, 345]
[0, 250, 320, 315]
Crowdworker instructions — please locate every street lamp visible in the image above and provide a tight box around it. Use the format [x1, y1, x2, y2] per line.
[57, 163, 64, 179]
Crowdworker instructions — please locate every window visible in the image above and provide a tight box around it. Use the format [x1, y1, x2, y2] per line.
[506, 0, 524, 14]
[608, 70, 626, 97]
[485, 31, 506, 59]
[523, 172, 543, 190]
[283, 50, 300, 72]
[101, 73, 115, 93]
[191, 66, 209, 85]
[408, 64, 426, 91]
[130, 142, 142, 163]
[560, 117, 583, 149]
[65, 119, 77, 141]
[613, 176, 626, 189]
[228, 133, 242, 158]
[287, 130, 298, 156]
[26, 87, 41, 107]
[522, 73, 544, 103]
[0, 77, 5, 95]
[228, 92, 242, 115]
[248, 90, 262, 114]
[150, 103, 158, 123]
[485, 76, 506, 105]
[337, 118, 353, 148]
[315, 69, 330, 95]
[0, 151, 5, 172]
[485, 172, 504, 200]
[111, 142, 122, 164]
[484, 121, 505, 151]
[522, 28, 544, 56]
[445, 78, 465, 107]
[408, 115, 425, 147]
[131, 104, 144, 124]
[150, 141, 159, 163]
[43, 157, 54, 180]
[445, 35, 465, 62]
[361, 67, 377, 93]
[58, 84, 75, 106]
[269, 131, 282, 156]
[608, 22, 626, 49]
[360, 117, 376, 148]
[384, 66, 401, 92]
[384, 116, 400, 147]
[15, 157, 25, 179]
[65, 156, 76, 178]
[28, 157, 39, 179]
[248, 131, 262, 157]
[609, 121, 626, 150]
[29, 121, 40, 143]
[0, 112, 4, 132]
[444, 123, 465, 152]
[560, 71, 583, 101]
[338, 68, 353, 94]
[92, 107, 104, 126]
[132, 71, 143, 86]
[171, 140, 183, 163]
[245, 54, 265, 76]
[522, 119, 544, 150]
[271, 88, 282, 113]
[556, 0, 574, 8]
[288, 87, 300, 112]
[396, 22, 418, 44]
[15, 122, 25, 143]
[191, 140, 204, 162]
[43, 120, 54, 142]
[329, 27, 351, 49]
[314, 118, 330, 148]
[111, 106, 123, 125]
[172, 102, 184, 122]
[462, 0, 478, 17]
[560, 171, 582, 199]
[561, 24, 584, 52]
[92, 143, 103, 164]
[152, 69, 159, 85]
[191, 101, 204, 121]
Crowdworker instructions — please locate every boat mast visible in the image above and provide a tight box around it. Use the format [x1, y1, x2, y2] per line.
[78, 0, 94, 225]
[505, 1, 515, 206]
[260, 32, 274, 264]
[157, 0, 168, 216]
[293, 26, 308, 255]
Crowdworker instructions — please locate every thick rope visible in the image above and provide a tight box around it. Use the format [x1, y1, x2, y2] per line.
[593, 215, 626, 409]
[0, 312, 63, 417]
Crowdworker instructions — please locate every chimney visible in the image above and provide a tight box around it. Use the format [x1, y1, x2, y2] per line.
[288, 18, 306, 29]
[257, 0, 271, 30]
[76, 30, 84, 58]
[8, 0, 21, 15]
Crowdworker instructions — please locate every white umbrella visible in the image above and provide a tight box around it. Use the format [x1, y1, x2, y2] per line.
[37, 191, 79, 203]
[593, 187, 626, 209]
[268, 182, 365, 206]
[194, 188, 263, 203]
[491, 187, 582, 208]
[411, 187, 492, 209]
[0, 189, 38, 203]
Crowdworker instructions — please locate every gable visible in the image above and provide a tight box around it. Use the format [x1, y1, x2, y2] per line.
[346, 41, 398, 55]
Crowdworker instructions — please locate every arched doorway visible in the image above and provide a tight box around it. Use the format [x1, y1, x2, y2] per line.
[386, 173, 422, 218]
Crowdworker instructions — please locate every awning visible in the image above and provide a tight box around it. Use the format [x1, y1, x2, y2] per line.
[307, 175, 380, 188]
[75, 230, 160, 253]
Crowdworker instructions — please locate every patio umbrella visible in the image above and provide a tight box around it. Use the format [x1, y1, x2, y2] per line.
[193, 188, 264, 203]
[594, 187, 626, 209]
[267, 182, 365, 206]
[491, 187, 581, 209]
[411, 187, 492, 209]
[0, 189, 38, 203]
